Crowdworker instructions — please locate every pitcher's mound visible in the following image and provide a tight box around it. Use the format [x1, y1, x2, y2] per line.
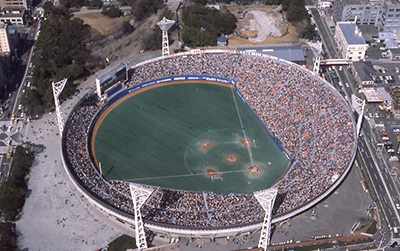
[226, 154, 238, 163]
[201, 141, 213, 150]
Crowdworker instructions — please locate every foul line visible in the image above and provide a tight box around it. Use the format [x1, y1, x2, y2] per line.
[230, 88, 255, 166]
[126, 169, 248, 182]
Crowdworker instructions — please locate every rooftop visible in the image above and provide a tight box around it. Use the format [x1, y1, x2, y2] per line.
[96, 63, 126, 83]
[363, 88, 384, 102]
[353, 61, 375, 82]
[337, 22, 366, 45]
[0, 7, 25, 18]
[341, 0, 373, 5]
[377, 87, 393, 101]
[389, 48, 400, 56]
[240, 45, 305, 63]
[386, 0, 400, 6]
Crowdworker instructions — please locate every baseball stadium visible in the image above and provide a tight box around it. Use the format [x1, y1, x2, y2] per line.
[61, 50, 357, 237]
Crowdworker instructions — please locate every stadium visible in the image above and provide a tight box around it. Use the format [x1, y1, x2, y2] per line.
[61, 50, 357, 237]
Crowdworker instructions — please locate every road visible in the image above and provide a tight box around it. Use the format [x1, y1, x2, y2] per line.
[0, 15, 40, 187]
[309, 8, 338, 59]
[308, 3, 400, 247]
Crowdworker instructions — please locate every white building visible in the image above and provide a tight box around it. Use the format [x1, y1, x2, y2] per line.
[318, 0, 332, 8]
[0, 7, 26, 26]
[0, 0, 28, 10]
[333, 0, 384, 27]
[335, 22, 368, 61]
[382, 0, 400, 31]
[333, 0, 400, 32]
[0, 23, 10, 55]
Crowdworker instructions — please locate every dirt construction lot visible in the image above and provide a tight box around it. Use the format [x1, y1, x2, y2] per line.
[73, 8, 160, 62]
[225, 4, 301, 45]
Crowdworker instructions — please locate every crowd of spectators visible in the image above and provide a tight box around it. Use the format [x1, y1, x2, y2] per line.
[63, 51, 356, 228]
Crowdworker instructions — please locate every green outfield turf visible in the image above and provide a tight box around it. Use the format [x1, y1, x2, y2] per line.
[92, 82, 289, 194]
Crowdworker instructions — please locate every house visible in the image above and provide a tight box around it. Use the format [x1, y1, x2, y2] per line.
[389, 48, 400, 60]
[352, 61, 376, 86]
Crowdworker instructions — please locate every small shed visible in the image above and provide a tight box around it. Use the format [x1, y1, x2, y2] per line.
[217, 37, 227, 47]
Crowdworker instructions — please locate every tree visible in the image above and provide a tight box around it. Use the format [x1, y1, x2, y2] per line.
[0, 145, 34, 221]
[0, 223, 17, 251]
[144, 25, 162, 51]
[131, 0, 165, 21]
[29, 5, 92, 114]
[283, 0, 308, 22]
[122, 21, 134, 34]
[180, 5, 236, 47]
[59, 0, 103, 8]
[0, 180, 25, 220]
[301, 22, 317, 40]
[181, 26, 217, 47]
[21, 89, 45, 118]
[101, 5, 122, 18]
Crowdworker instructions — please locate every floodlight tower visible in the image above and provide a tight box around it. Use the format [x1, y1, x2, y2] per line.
[129, 183, 153, 250]
[313, 56, 321, 75]
[157, 17, 175, 57]
[351, 94, 366, 137]
[52, 78, 68, 137]
[254, 187, 278, 251]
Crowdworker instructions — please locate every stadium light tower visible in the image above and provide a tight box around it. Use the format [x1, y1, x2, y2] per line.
[351, 94, 366, 137]
[157, 17, 175, 57]
[313, 56, 321, 75]
[129, 183, 153, 250]
[52, 78, 68, 137]
[254, 187, 278, 251]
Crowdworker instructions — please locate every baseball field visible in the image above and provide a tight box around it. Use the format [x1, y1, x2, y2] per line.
[91, 81, 289, 194]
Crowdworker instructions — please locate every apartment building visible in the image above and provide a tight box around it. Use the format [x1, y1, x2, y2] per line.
[333, 0, 400, 32]
[333, 0, 384, 27]
[335, 22, 368, 60]
[0, 7, 25, 25]
[0, 23, 10, 54]
[381, 0, 400, 31]
[0, 0, 27, 10]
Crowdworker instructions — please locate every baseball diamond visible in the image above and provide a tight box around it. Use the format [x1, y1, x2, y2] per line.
[61, 50, 357, 233]
[91, 81, 289, 194]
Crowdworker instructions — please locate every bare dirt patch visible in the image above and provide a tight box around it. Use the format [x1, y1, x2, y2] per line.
[92, 14, 160, 60]
[225, 4, 300, 45]
[73, 8, 160, 62]
[74, 12, 130, 38]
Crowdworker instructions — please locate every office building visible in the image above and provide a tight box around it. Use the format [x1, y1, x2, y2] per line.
[334, 22, 368, 60]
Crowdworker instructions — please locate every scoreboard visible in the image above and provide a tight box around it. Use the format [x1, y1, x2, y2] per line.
[96, 63, 127, 99]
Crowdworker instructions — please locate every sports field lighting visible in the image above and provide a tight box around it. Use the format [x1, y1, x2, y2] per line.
[52, 78, 68, 136]
[157, 17, 175, 57]
[129, 184, 153, 250]
[254, 188, 278, 251]
[351, 94, 365, 137]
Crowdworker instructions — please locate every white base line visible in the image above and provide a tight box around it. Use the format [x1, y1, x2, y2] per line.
[230, 88, 255, 166]
[127, 169, 246, 182]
